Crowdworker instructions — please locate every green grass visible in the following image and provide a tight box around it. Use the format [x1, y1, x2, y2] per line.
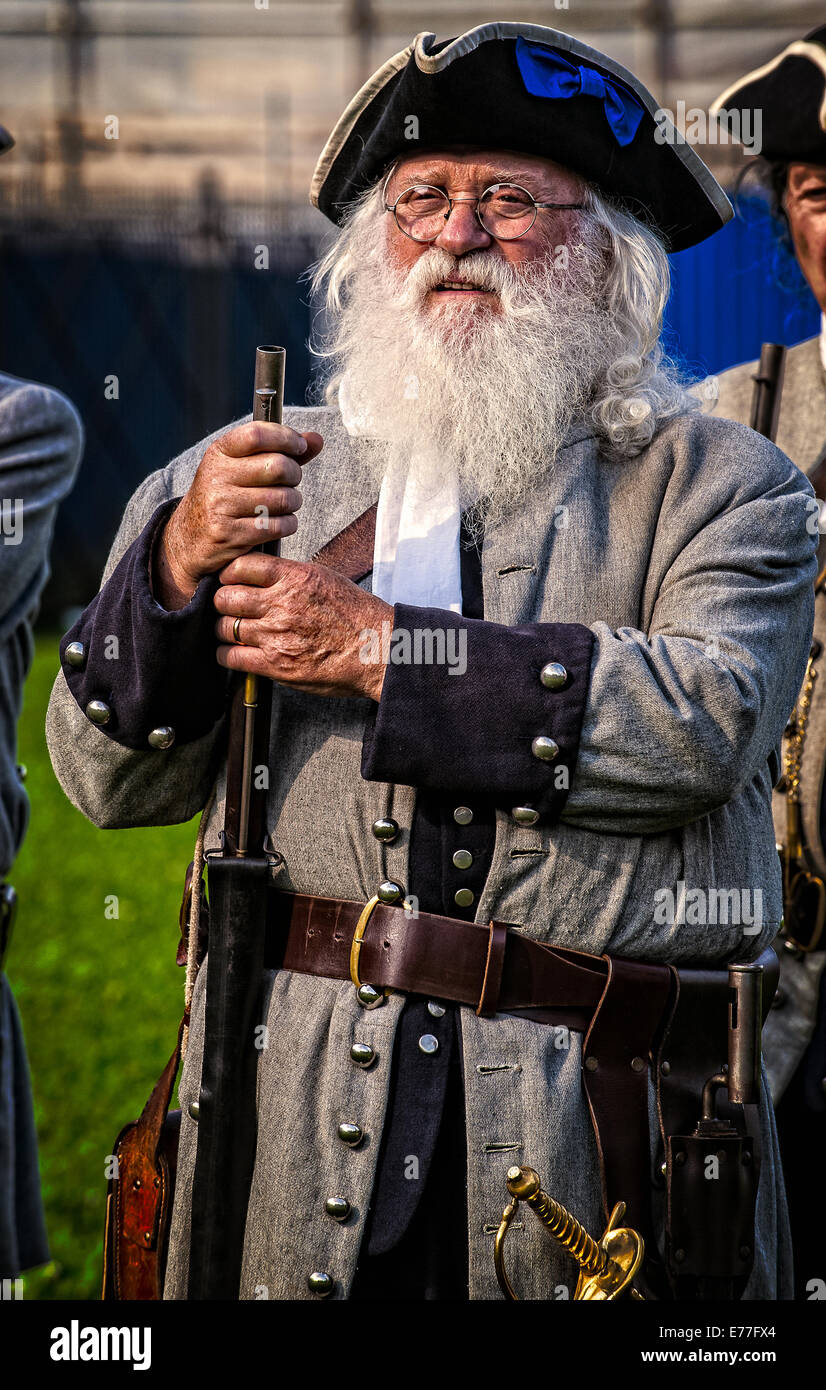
[7, 636, 199, 1300]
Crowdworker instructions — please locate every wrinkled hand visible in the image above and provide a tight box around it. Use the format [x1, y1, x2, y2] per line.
[214, 552, 393, 702]
[154, 421, 323, 609]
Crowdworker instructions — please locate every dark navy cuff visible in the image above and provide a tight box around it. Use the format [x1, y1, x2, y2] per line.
[59, 497, 229, 751]
[361, 603, 594, 820]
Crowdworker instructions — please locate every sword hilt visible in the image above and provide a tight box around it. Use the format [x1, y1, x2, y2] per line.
[494, 1165, 645, 1301]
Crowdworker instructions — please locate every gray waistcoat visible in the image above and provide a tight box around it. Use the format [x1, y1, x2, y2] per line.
[46, 403, 815, 1299]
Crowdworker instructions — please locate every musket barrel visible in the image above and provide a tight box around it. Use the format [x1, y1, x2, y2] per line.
[253, 344, 285, 425]
[188, 345, 286, 1299]
[749, 342, 786, 443]
[236, 346, 286, 855]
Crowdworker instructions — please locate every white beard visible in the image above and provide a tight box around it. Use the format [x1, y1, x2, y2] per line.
[317, 212, 621, 534]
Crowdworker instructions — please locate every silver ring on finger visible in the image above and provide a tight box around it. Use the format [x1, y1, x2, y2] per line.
[233, 615, 244, 645]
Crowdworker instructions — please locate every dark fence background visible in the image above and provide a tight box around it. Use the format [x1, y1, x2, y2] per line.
[0, 192, 818, 625]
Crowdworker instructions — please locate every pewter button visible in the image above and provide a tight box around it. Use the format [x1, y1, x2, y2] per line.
[377, 880, 404, 904]
[350, 1042, 376, 1068]
[453, 849, 473, 870]
[325, 1197, 351, 1222]
[454, 888, 474, 908]
[511, 806, 539, 826]
[65, 640, 86, 669]
[453, 806, 473, 826]
[188, 1100, 200, 1121]
[337, 1122, 363, 1147]
[148, 725, 175, 750]
[531, 736, 559, 762]
[356, 983, 384, 1010]
[308, 1272, 334, 1297]
[419, 1034, 439, 1055]
[427, 1001, 446, 1018]
[540, 662, 567, 690]
[372, 817, 399, 843]
[85, 699, 111, 726]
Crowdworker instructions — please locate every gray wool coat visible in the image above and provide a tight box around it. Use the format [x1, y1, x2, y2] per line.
[46, 402, 816, 1300]
[712, 336, 826, 1102]
[0, 371, 83, 1275]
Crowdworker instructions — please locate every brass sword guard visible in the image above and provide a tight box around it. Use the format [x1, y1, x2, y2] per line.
[494, 1165, 645, 1301]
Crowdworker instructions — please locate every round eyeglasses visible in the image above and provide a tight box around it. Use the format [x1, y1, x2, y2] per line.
[384, 182, 585, 242]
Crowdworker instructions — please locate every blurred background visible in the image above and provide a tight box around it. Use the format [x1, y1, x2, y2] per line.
[0, 0, 822, 1299]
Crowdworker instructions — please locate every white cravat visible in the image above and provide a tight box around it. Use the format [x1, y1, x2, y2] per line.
[337, 376, 462, 612]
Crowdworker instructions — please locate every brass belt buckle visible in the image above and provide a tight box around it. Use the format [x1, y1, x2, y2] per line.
[349, 895, 391, 1007]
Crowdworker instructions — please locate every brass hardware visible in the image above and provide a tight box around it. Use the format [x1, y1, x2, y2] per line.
[494, 1165, 645, 1301]
[349, 895, 392, 1005]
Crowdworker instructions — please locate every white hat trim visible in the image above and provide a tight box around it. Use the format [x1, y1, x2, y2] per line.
[310, 41, 413, 209]
[311, 22, 732, 232]
[711, 39, 826, 135]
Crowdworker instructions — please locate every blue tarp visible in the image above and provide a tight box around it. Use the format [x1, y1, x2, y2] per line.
[667, 195, 819, 377]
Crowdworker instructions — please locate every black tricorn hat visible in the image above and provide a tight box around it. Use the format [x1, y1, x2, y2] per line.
[711, 25, 826, 163]
[0, 124, 14, 156]
[310, 23, 732, 252]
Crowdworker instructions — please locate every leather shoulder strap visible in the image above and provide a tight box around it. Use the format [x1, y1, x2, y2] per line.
[312, 502, 377, 582]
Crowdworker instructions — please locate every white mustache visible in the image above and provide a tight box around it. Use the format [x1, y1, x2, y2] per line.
[397, 248, 514, 305]
[395, 243, 588, 321]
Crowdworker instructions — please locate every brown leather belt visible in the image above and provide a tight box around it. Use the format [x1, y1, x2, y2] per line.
[262, 889, 777, 1295]
[265, 889, 663, 1030]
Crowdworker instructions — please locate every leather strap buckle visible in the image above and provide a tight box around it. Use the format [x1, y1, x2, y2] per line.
[349, 894, 390, 1005]
[476, 920, 508, 1017]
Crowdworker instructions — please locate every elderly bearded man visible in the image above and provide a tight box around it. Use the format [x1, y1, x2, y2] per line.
[47, 24, 814, 1302]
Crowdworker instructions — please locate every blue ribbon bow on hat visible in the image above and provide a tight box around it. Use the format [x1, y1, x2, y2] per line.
[515, 38, 645, 147]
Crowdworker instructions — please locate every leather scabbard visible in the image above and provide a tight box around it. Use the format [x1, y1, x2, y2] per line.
[102, 1020, 184, 1301]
